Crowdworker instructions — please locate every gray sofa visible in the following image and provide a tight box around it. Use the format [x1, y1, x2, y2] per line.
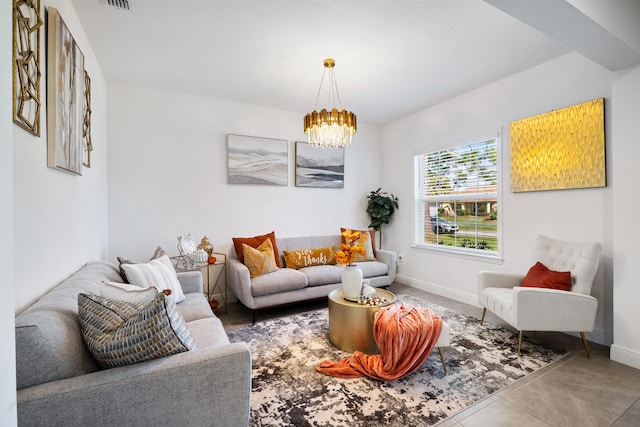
[15, 261, 251, 427]
[227, 235, 397, 319]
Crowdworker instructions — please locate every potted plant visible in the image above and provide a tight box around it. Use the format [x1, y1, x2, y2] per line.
[366, 188, 399, 249]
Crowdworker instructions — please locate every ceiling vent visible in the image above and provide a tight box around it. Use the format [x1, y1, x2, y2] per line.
[99, 0, 134, 12]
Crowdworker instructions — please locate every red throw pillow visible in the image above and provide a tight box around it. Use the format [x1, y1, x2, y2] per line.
[232, 231, 281, 268]
[521, 261, 572, 291]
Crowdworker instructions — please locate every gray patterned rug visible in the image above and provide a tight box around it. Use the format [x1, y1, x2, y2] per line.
[226, 294, 568, 426]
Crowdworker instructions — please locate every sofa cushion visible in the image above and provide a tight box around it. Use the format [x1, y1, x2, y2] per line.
[301, 265, 343, 287]
[120, 255, 186, 303]
[243, 239, 279, 278]
[283, 247, 337, 269]
[15, 261, 123, 390]
[15, 311, 100, 390]
[78, 292, 196, 369]
[251, 268, 308, 297]
[233, 231, 282, 267]
[357, 260, 389, 278]
[101, 281, 158, 304]
[176, 292, 216, 323]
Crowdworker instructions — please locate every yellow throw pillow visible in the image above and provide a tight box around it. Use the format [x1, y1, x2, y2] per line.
[243, 238, 280, 278]
[347, 229, 377, 262]
[283, 247, 337, 269]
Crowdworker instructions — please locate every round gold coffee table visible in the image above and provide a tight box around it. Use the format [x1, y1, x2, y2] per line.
[327, 288, 396, 354]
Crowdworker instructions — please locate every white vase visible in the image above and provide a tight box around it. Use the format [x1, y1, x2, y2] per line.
[342, 264, 363, 301]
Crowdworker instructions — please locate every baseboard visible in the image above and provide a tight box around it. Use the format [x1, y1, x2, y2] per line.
[610, 344, 640, 369]
[394, 274, 479, 307]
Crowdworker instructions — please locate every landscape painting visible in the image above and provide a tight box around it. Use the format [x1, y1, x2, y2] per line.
[227, 135, 288, 185]
[295, 141, 344, 188]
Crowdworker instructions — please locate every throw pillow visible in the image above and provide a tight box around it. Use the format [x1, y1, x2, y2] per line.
[117, 246, 167, 282]
[341, 228, 377, 262]
[283, 247, 337, 269]
[119, 254, 186, 303]
[101, 281, 158, 305]
[232, 231, 281, 267]
[242, 238, 280, 278]
[521, 261, 572, 291]
[78, 292, 196, 369]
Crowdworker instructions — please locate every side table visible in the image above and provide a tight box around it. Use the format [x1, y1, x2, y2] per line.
[327, 288, 396, 354]
[172, 252, 227, 314]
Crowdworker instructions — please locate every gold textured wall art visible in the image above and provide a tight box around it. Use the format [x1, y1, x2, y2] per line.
[13, 0, 42, 136]
[83, 70, 92, 168]
[510, 98, 605, 192]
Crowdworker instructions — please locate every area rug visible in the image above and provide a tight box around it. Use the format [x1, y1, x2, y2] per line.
[226, 294, 568, 426]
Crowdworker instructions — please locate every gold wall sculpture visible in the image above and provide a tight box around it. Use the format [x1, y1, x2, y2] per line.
[13, 0, 42, 136]
[510, 98, 605, 192]
[83, 70, 92, 168]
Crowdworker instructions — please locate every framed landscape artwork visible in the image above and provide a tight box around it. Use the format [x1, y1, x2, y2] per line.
[47, 7, 85, 175]
[295, 141, 344, 188]
[227, 135, 288, 185]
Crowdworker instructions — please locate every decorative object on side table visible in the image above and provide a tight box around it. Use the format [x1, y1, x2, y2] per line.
[366, 188, 398, 249]
[336, 228, 366, 301]
[197, 235, 213, 255]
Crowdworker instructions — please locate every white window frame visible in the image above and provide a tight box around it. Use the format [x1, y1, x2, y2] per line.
[413, 130, 502, 262]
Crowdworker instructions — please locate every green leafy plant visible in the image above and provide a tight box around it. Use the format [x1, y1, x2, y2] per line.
[366, 188, 399, 248]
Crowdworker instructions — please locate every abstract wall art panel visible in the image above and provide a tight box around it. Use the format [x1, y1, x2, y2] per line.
[47, 7, 85, 175]
[227, 135, 288, 185]
[510, 98, 605, 192]
[295, 141, 344, 188]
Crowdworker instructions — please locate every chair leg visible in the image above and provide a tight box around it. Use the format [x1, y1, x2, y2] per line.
[517, 331, 523, 356]
[480, 308, 486, 325]
[580, 332, 592, 359]
[438, 347, 447, 374]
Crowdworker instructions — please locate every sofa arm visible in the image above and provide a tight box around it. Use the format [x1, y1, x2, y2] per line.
[513, 287, 598, 332]
[375, 249, 397, 284]
[226, 259, 254, 307]
[177, 270, 203, 294]
[17, 342, 251, 427]
[478, 270, 524, 294]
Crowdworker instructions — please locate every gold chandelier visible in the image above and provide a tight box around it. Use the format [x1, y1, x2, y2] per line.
[303, 58, 357, 148]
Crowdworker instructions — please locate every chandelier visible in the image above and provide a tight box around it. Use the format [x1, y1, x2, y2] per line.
[303, 58, 357, 148]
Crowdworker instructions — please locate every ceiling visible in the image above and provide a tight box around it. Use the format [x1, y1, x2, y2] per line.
[69, 0, 640, 126]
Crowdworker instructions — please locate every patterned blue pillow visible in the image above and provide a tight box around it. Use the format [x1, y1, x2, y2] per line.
[78, 292, 195, 369]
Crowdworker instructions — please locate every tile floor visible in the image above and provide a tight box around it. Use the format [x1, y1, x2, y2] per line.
[215, 283, 640, 427]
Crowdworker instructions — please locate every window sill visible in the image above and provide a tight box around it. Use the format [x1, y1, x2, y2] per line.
[411, 244, 504, 264]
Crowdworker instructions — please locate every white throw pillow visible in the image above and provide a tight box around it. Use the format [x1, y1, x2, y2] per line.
[120, 255, 186, 303]
[101, 281, 158, 305]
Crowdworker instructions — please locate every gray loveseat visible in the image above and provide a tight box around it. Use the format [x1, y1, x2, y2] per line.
[227, 234, 397, 319]
[15, 261, 251, 427]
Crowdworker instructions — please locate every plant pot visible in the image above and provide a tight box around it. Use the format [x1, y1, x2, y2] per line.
[342, 264, 363, 301]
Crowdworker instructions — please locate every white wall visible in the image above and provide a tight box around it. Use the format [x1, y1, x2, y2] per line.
[1, 0, 17, 422]
[14, 0, 110, 312]
[611, 64, 640, 368]
[382, 53, 616, 345]
[107, 83, 383, 298]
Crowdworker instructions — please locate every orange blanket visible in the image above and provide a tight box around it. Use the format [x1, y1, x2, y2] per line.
[316, 303, 442, 380]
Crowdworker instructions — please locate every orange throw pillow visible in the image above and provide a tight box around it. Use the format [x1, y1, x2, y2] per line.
[232, 231, 281, 267]
[521, 262, 572, 291]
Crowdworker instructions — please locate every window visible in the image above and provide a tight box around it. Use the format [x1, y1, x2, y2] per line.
[414, 133, 500, 258]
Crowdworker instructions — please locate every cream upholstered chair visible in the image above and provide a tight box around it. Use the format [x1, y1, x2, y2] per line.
[478, 235, 602, 358]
